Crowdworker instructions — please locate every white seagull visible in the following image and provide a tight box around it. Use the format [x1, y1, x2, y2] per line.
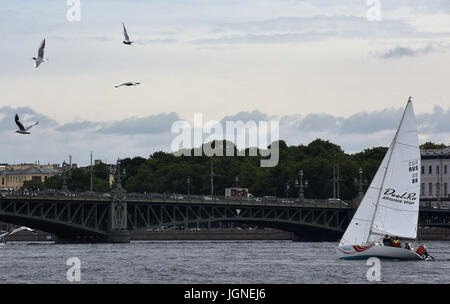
[32, 39, 48, 68]
[0, 226, 35, 245]
[15, 113, 39, 134]
[115, 82, 141, 88]
[122, 23, 133, 45]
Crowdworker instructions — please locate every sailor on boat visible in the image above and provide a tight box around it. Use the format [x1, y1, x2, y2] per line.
[392, 236, 401, 248]
[416, 245, 431, 260]
[382, 235, 392, 246]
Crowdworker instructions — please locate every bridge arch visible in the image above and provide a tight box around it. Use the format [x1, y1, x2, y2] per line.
[127, 202, 352, 241]
[0, 197, 109, 241]
[1, 195, 355, 242]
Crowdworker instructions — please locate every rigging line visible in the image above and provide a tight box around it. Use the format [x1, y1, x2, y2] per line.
[352, 217, 372, 222]
[368, 186, 382, 190]
[376, 205, 419, 212]
[395, 141, 419, 149]
[404, 129, 418, 133]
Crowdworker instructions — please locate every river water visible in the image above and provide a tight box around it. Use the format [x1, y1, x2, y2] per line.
[0, 240, 449, 284]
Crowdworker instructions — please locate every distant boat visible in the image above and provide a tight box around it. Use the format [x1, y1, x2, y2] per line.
[336, 98, 427, 260]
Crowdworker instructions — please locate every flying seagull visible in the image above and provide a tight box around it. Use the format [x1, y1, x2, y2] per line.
[32, 39, 48, 68]
[0, 226, 35, 245]
[122, 23, 133, 45]
[115, 82, 141, 88]
[14, 114, 39, 134]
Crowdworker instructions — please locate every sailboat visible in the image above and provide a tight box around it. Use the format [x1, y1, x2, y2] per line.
[336, 97, 426, 260]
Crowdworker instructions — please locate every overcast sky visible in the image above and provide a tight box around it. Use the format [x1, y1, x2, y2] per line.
[1, 0, 449, 165]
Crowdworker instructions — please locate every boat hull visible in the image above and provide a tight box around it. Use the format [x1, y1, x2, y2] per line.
[336, 245, 423, 260]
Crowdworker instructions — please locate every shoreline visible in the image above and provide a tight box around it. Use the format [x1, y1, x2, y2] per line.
[3, 227, 450, 242]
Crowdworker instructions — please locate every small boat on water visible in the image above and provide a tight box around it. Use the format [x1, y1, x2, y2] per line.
[336, 97, 429, 260]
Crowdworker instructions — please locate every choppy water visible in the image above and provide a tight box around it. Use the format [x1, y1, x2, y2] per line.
[0, 240, 449, 284]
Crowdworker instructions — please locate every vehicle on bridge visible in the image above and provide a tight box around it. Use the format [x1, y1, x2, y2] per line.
[225, 187, 249, 199]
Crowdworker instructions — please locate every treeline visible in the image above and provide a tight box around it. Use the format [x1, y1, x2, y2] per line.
[24, 162, 111, 193]
[23, 139, 447, 200]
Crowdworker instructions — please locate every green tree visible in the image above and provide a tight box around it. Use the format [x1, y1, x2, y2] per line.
[420, 142, 447, 149]
[22, 179, 44, 191]
[119, 139, 397, 200]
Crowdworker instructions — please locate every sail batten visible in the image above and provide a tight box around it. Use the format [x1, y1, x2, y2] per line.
[339, 100, 420, 246]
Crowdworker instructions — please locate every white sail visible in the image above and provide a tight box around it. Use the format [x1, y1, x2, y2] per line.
[339, 100, 420, 246]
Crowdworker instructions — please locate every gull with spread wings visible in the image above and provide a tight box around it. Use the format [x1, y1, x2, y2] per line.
[114, 82, 141, 88]
[14, 114, 39, 134]
[32, 39, 48, 68]
[122, 23, 133, 45]
[0, 227, 35, 245]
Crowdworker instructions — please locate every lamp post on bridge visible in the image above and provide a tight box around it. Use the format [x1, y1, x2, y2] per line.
[59, 162, 72, 193]
[285, 183, 290, 198]
[111, 158, 126, 190]
[295, 170, 308, 202]
[187, 177, 190, 198]
[354, 167, 367, 200]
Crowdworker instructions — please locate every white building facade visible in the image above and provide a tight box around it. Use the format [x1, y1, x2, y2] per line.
[420, 147, 450, 201]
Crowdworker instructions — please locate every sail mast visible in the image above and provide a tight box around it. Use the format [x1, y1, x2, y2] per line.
[366, 98, 412, 243]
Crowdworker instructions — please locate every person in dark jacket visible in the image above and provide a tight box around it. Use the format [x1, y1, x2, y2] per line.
[382, 235, 392, 246]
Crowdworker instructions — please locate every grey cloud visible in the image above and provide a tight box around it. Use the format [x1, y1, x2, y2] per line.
[4, 106, 450, 138]
[197, 16, 450, 44]
[136, 38, 178, 45]
[339, 108, 403, 133]
[417, 106, 450, 133]
[193, 31, 333, 44]
[380, 45, 436, 59]
[57, 121, 99, 132]
[279, 106, 450, 135]
[1, 107, 181, 135]
[60, 113, 181, 135]
[1, 105, 450, 165]
[296, 0, 450, 15]
[368, 0, 450, 14]
[280, 114, 338, 132]
[97, 112, 180, 135]
[214, 16, 413, 35]
[0, 107, 182, 165]
[220, 110, 272, 124]
[53, 36, 113, 42]
[89, 36, 113, 42]
[195, 107, 449, 136]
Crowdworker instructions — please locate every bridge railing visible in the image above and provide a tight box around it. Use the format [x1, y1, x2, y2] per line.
[1, 190, 111, 201]
[1, 189, 354, 208]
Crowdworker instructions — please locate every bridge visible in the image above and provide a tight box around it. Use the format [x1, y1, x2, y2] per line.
[1, 187, 449, 243]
